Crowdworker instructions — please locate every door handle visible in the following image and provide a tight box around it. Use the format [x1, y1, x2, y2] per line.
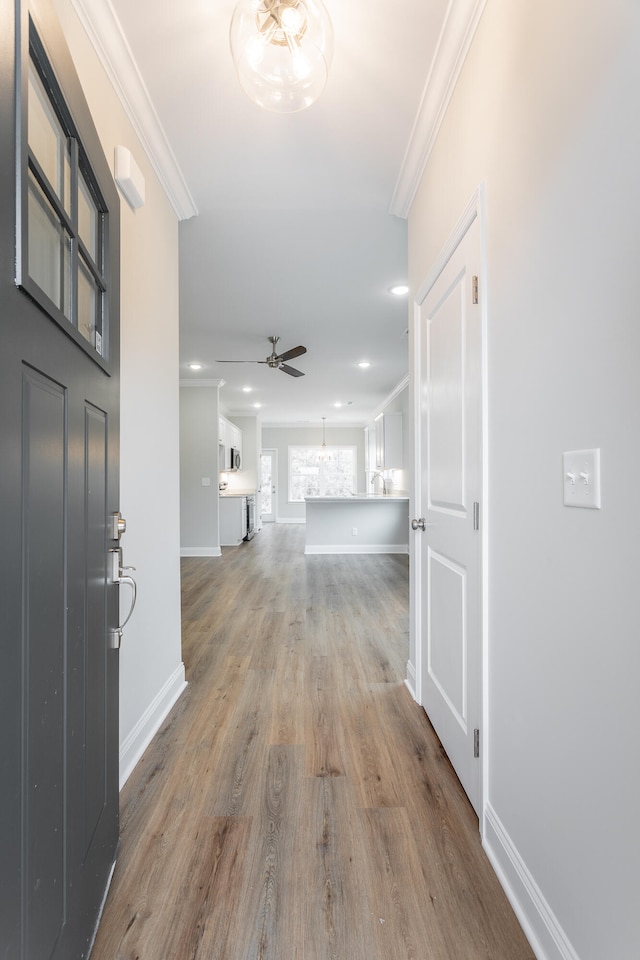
[411, 517, 427, 531]
[109, 549, 138, 649]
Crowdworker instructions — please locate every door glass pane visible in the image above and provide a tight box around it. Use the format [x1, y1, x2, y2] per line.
[78, 171, 98, 260]
[23, 41, 109, 361]
[28, 65, 70, 213]
[78, 258, 97, 345]
[260, 455, 272, 515]
[28, 171, 71, 316]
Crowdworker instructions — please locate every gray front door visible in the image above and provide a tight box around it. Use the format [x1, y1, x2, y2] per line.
[0, 1, 121, 957]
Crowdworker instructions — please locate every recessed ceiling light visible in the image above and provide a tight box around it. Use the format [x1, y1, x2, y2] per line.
[242, 386, 252, 392]
[389, 284, 409, 296]
[187, 362, 203, 370]
[253, 402, 262, 409]
[358, 361, 371, 369]
[334, 402, 343, 408]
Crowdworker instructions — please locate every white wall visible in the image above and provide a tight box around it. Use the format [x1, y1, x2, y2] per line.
[180, 384, 221, 555]
[408, 2, 639, 958]
[56, 0, 186, 786]
[262, 424, 366, 521]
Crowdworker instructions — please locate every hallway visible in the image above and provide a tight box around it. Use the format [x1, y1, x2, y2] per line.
[91, 523, 534, 959]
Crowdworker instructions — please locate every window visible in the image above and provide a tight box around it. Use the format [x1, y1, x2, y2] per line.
[289, 446, 357, 501]
[17, 20, 109, 364]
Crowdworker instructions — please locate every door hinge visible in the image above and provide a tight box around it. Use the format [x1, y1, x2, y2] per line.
[474, 728, 480, 758]
[472, 275, 479, 305]
[473, 501, 480, 531]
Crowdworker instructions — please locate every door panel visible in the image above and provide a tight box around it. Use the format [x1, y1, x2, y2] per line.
[428, 281, 465, 511]
[0, 2, 121, 956]
[23, 368, 67, 957]
[416, 212, 482, 815]
[85, 403, 109, 851]
[427, 550, 466, 726]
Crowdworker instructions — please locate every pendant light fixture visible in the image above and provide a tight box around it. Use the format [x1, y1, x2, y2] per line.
[319, 416, 329, 460]
[230, 0, 334, 114]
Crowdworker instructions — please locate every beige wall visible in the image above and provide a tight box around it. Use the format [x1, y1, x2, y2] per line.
[55, 0, 185, 785]
[408, 2, 639, 958]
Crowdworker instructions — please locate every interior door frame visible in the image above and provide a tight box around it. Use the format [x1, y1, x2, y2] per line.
[410, 182, 489, 830]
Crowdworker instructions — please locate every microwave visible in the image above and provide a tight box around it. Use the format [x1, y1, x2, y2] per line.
[229, 447, 241, 471]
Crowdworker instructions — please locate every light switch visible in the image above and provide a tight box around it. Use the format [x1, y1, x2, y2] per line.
[201, 477, 211, 487]
[563, 449, 600, 509]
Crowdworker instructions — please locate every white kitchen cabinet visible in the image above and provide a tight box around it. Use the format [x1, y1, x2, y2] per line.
[365, 422, 377, 475]
[374, 413, 403, 469]
[219, 495, 247, 546]
[218, 416, 243, 472]
[228, 422, 242, 458]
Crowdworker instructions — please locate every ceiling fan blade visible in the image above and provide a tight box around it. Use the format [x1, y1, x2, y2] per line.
[277, 345, 306, 363]
[279, 363, 305, 377]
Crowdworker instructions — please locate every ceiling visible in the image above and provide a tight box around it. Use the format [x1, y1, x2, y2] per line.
[75, 0, 483, 425]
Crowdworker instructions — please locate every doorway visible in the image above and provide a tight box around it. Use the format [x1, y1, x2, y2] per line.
[260, 448, 277, 522]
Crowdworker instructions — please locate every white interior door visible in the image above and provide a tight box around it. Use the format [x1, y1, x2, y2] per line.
[414, 211, 483, 815]
[260, 449, 277, 522]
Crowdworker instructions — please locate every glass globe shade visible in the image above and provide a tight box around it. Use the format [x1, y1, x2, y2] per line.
[230, 0, 334, 113]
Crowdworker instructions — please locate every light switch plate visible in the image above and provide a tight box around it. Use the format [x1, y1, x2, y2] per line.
[563, 449, 601, 508]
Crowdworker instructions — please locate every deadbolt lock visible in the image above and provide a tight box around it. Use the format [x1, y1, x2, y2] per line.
[110, 511, 127, 540]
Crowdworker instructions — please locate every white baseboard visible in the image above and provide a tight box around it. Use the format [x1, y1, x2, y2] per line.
[405, 659, 417, 700]
[483, 803, 580, 960]
[304, 544, 409, 555]
[119, 663, 187, 789]
[180, 546, 221, 557]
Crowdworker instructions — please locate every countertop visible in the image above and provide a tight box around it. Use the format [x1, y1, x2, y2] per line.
[305, 494, 409, 503]
[220, 489, 257, 497]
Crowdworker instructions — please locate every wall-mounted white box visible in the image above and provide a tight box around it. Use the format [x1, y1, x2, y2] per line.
[114, 145, 145, 209]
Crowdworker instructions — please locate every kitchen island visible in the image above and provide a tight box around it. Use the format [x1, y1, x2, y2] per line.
[304, 494, 410, 555]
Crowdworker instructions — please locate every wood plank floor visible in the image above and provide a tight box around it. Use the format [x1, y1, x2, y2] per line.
[91, 523, 535, 960]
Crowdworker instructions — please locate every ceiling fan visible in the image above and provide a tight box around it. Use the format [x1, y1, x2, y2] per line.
[217, 335, 307, 377]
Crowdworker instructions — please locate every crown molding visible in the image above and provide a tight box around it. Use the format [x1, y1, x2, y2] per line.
[69, 0, 198, 221]
[179, 379, 225, 388]
[389, 0, 487, 219]
[370, 374, 410, 421]
[260, 421, 366, 430]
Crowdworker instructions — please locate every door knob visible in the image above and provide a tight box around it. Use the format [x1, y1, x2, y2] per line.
[411, 517, 427, 531]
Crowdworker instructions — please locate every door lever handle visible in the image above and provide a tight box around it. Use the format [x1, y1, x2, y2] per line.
[117, 575, 137, 630]
[109, 549, 138, 648]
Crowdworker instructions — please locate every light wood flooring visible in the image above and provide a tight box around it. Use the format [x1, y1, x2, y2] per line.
[91, 523, 534, 960]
